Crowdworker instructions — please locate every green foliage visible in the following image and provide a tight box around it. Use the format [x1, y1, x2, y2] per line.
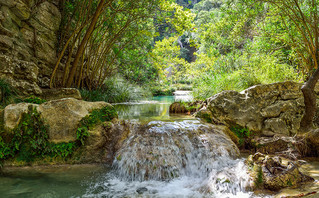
[230, 126, 252, 146]
[0, 78, 17, 107]
[47, 142, 76, 159]
[192, 52, 300, 100]
[76, 105, 118, 145]
[149, 84, 176, 96]
[0, 105, 101, 164]
[21, 96, 47, 104]
[256, 167, 263, 187]
[12, 106, 49, 162]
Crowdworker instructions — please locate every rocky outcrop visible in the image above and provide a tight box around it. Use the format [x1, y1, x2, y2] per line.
[196, 81, 319, 136]
[0, 0, 62, 94]
[3, 98, 112, 142]
[246, 153, 314, 191]
[74, 119, 134, 164]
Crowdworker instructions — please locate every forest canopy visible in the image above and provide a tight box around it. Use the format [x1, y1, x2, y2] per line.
[49, 0, 319, 128]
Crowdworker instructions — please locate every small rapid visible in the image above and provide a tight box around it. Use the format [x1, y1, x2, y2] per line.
[83, 118, 255, 198]
[81, 92, 261, 197]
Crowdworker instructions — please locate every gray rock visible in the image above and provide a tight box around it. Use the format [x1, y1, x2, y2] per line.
[4, 103, 39, 130]
[37, 98, 111, 143]
[0, 0, 62, 95]
[136, 187, 148, 194]
[196, 81, 319, 135]
[0, 55, 42, 95]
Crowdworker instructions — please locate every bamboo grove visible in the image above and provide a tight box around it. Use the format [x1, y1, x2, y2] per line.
[50, 0, 163, 89]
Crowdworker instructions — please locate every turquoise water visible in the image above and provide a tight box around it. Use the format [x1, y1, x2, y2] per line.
[0, 165, 108, 198]
[114, 96, 193, 122]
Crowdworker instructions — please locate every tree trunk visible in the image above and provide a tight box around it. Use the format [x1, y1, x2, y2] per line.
[65, 0, 105, 88]
[300, 67, 319, 131]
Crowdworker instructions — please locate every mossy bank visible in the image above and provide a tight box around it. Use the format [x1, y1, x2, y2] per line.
[0, 98, 131, 167]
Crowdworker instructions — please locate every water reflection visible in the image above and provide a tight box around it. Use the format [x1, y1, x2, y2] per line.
[114, 95, 193, 122]
[0, 165, 107, 198]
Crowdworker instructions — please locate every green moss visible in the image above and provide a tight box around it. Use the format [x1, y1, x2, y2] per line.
[230, 126, 252, 146]
[286, 179, 293, 186]
[20, 95, 47, 104]
[76, 105, 118, 145]
[256, 166, 263, 187]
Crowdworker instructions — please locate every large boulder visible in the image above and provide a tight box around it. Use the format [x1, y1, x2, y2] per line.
[196, 81, 319, 136]
[3, 98, 113, 143]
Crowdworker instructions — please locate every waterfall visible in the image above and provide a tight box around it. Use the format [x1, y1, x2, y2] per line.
[84, 120, 257, 198]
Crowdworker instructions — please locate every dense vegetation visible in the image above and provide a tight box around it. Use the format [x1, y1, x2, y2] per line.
[1, 0, 318, 128]
[48, 0, 319, 128]
[49, 0, 306, 97]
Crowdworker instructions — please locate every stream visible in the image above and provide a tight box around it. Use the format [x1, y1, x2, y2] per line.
[0, 92, 318, 198]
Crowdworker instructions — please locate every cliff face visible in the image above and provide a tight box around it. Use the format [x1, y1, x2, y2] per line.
[0, 0, 61, 95]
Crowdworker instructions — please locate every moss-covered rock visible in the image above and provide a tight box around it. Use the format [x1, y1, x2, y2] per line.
[3, 98, 116, 143]
[169, 102, 187, 113]
[169, 101, 201, 114]
[1, 100, 121, 166]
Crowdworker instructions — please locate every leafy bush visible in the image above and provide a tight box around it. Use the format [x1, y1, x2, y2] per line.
[149, 84, 176, 96]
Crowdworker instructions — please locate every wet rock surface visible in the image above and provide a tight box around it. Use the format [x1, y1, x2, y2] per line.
[253, 135, 306, 160]
[246, 153, 314, 191]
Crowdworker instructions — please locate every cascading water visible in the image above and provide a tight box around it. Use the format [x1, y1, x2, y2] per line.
[83, 120, 257, 198]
